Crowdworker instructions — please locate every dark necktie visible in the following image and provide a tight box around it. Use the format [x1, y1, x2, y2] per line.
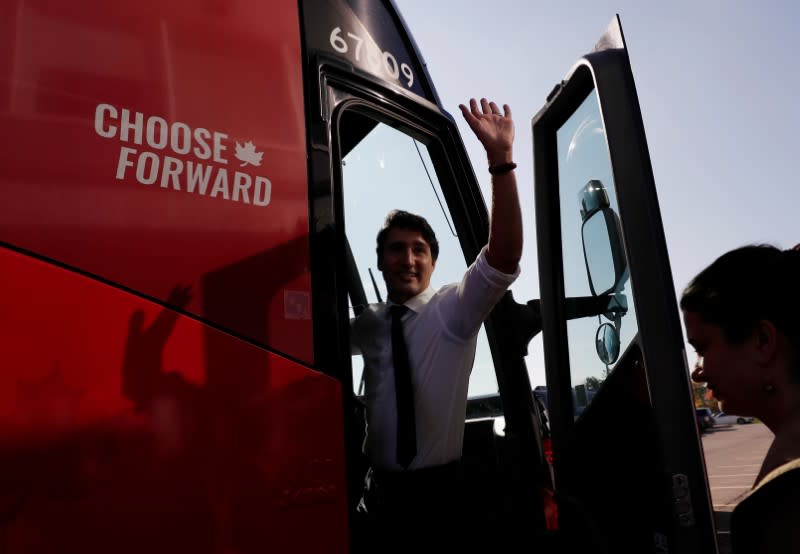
[390, 305, 416, 468]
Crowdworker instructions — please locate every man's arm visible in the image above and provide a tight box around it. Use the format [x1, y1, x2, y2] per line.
[459, 98, 523, 274]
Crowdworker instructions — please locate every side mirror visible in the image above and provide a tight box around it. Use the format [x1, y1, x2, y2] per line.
[579, 180, 628, 296]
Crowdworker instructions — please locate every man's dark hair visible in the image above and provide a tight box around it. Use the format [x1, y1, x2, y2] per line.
[375, 210, 439, 263]
[680, 244, 800, 378]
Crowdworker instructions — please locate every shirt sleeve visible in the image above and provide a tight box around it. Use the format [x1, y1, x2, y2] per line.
[436, 245, 520, 341]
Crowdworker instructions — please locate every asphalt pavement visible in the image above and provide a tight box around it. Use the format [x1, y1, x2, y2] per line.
[700, 421, 773, 553]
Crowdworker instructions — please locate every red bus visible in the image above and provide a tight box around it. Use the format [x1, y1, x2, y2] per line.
[0, 1, 718, 552]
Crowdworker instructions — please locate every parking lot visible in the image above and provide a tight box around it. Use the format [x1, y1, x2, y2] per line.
[701, 421, 773, 553]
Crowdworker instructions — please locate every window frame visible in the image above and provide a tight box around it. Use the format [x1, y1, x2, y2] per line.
[311, 70, 491, 387]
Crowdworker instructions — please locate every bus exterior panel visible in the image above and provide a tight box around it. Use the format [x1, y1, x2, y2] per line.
[0, 246, 349, 552]
[0, 0, 313, 363]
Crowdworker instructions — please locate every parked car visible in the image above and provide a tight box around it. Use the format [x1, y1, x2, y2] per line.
[713, 412, 754, 425]
[696, 408, 715, 432]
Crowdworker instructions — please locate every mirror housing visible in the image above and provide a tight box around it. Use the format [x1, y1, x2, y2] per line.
[579, 180, 628, 296]
[579, 179, 610, 220]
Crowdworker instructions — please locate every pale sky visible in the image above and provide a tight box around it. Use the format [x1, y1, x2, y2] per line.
[393, 0, 799, 390]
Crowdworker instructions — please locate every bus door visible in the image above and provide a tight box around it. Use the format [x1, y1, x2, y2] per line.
[306, 75, 552, 551]
[300, 1, 554, 547]
[531, 16, 718, 553]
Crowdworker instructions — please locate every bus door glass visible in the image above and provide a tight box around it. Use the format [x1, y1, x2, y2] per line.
[336, 109, 500, 401]
[555, 89, 637, 416]
[330, 101, 523, 548]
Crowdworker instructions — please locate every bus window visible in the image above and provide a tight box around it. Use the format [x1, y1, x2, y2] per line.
[336, 109, 499, 401]
[556, 89, 639, 413]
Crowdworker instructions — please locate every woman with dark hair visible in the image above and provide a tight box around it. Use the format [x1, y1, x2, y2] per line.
[681, 243, 800, 553]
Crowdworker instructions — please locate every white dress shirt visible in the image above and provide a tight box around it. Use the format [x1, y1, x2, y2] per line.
[351, 246, 519, 471]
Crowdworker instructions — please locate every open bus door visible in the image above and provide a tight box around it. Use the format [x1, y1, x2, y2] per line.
[531, 16, 719, 553]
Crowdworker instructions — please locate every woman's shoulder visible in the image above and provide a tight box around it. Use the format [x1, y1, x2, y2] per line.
[757, 458, 800, 488]
[737, 458, 800, 515]
[732, 459, 800, 553]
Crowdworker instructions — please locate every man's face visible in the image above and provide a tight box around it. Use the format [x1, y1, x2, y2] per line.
[379, 227, 436, 304]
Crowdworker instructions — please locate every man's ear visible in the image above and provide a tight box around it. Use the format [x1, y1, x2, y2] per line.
[753, 320, 779, 367]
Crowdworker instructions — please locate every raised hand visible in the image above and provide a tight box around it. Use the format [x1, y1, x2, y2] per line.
[167, 284, 193, 309]
[458, 98, 514, 166]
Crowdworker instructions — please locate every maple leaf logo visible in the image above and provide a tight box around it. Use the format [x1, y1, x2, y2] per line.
[235, 140, 264, 167]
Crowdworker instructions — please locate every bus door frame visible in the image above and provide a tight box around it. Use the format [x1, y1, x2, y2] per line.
[532, 16, 718, 554]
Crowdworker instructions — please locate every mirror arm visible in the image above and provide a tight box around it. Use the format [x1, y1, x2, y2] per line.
[499, 292, 543, 357]
[501, 294, 627, 357]
[564, 294, 627, 320]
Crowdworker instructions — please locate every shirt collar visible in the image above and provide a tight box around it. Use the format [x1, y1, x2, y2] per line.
[387, 286, 435, 315]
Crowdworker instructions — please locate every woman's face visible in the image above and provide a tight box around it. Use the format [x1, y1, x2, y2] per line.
[683, 310, 761, 416]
